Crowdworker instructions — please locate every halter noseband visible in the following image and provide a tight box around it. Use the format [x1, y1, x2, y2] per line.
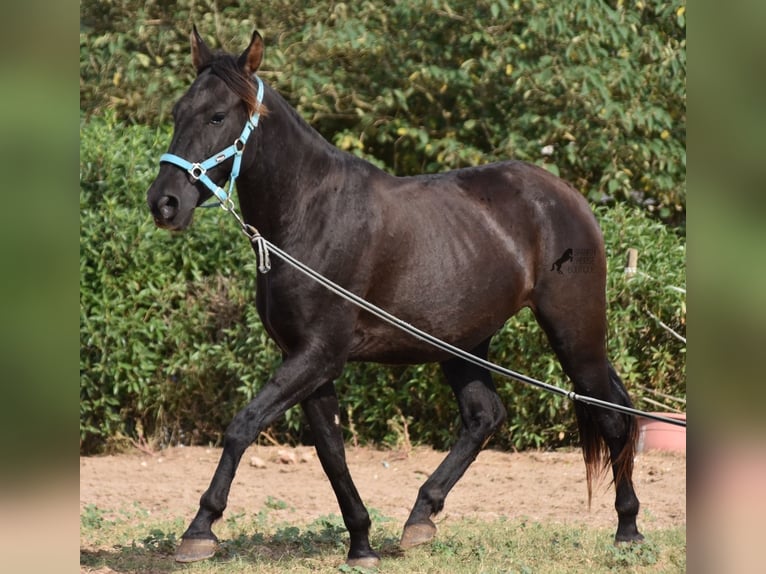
[159, 75, 265, 207]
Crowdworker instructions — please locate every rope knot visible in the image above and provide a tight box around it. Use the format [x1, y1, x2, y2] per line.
[243, 224, 271, 273]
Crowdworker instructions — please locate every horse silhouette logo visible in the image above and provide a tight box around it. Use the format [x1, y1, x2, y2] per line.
[551, 248, 573, 274]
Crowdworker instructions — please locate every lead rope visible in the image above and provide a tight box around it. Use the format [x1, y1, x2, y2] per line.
[216, 195, 685, 428]
[217, 197, 271, 273]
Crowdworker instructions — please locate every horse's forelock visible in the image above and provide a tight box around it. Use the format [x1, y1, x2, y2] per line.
[206, 55, 267, 117]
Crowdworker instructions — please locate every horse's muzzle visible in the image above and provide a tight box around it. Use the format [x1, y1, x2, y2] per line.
[148, 193, 193, 230]
[156, 195, 179, 223]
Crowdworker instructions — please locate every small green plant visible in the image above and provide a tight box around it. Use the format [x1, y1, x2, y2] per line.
[605, 539, 661, 569]
[264, 496, 289, 510]
[429, 537, 456, 557]
[140, 528, 178, 554]
[368, 507, 395, 524]
[225, 510, 247, 530]
[217, 531, 267, 561]
[80, 503, 106, 529]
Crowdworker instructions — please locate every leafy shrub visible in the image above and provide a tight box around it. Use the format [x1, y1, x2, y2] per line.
[80, 0, 685, 452]
[79, 114, 684, 453]
[80, 112, 284, 451]
[80, 0, 685, 222]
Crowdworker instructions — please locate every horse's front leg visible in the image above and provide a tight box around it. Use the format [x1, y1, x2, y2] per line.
[301, 382, 380, 568]
[174, 351, 344, 563]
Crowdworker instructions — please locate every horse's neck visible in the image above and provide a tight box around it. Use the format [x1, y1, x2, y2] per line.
[237, 85, 351, 243]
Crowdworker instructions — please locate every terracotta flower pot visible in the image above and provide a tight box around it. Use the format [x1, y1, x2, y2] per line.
[637, 412, 686, 453]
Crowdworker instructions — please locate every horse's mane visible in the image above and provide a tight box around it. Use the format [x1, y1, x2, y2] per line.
[200, 54, 268, 117]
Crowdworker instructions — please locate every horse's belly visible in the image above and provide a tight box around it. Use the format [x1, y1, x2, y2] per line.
[347, 326, 494, 364]
[347, 279, 525, 364]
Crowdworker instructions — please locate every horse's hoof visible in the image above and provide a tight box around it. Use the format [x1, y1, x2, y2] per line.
[346, 555, 381, 569]
[614, 533, 645, 546]
[400, 520, 437, 549]
[174, 538, 218, 562]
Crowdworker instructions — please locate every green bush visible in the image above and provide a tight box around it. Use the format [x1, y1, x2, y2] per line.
[80, 0, 685, 223]
[80, 112, 284, 451]
[79, 114, 684, 453]
[80, 0, 685, 452]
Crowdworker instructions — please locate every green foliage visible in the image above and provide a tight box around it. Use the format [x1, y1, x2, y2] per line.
[600, 203, 687, 398]
[80, 0, 685, 222]
[80, 0, 685, 453]
[80, 112, 284, 451]
[141, 528, 179, 554]
[605, 538, 661, 569]
[80, 504, 108, 530]
[80, 114, 684, 453]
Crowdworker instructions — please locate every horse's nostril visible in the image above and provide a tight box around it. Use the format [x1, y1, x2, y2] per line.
[158, 196, 179, 220]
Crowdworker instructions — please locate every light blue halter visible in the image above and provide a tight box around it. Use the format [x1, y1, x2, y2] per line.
[159, 76, 265, 207]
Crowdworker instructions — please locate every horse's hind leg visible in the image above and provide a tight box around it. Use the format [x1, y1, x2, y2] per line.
[301, 382, 380, 568]
[533, 287, 643, 544]
[401, 338, 506, 549]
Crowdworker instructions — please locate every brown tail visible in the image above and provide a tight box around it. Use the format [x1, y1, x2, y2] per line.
[574, 364, 638, 508]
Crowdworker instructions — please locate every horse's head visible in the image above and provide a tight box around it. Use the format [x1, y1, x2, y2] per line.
[147, 27, 265, 230]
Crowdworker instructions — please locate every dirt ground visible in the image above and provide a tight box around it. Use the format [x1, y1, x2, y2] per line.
[80, 443, 685, 532]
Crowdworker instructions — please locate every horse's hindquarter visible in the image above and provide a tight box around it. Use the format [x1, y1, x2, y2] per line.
[348, 161, 601, 363]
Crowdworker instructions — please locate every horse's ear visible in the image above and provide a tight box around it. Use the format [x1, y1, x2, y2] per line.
[190, 25, 213, 73]
[238, 30, 264, 75]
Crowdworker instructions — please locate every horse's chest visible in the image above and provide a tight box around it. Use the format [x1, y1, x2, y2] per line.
[254, 275, 335, 353]
[254, 279, 293, 353]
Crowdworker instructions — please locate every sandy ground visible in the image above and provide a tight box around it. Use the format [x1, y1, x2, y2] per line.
[80, 444, 685, 532]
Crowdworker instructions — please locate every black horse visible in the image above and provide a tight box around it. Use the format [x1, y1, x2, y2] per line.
[146, 28, 643, 567]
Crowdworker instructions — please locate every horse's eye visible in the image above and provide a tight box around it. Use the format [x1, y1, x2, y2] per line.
[210, 112, 226, 125]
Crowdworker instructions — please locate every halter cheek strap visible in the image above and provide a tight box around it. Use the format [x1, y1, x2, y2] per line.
[159, 76, 265, 207]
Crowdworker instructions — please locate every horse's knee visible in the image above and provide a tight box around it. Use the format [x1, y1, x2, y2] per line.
[222, 413, 256, 455]
[464, 397, 506, 441]
[485, 400, 507, 436]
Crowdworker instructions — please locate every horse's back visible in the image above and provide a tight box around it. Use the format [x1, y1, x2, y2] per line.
[372, 160, 602, 288]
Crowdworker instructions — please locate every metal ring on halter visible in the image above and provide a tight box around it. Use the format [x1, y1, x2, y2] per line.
[189, 163, 206, 182]
[220, 196, 236, 212]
